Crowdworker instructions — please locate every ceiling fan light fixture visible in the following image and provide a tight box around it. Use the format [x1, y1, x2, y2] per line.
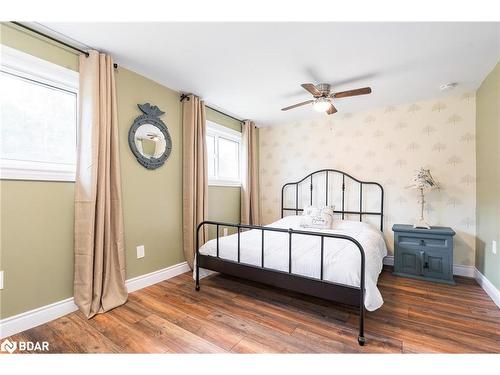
[313, 97, 331, 112]
[282, 82, 371, 115]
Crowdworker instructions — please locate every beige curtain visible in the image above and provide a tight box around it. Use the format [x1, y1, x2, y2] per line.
[182, 95, 208, 269]
[241, 120, 261, 225]
[74, 51, 128, 319]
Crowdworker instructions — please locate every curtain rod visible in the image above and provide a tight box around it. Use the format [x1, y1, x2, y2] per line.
[11, 22, 118, 69]
[180, 94, 244, 123]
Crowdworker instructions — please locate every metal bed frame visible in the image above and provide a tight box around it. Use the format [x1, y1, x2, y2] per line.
[195, 169, 384, 346]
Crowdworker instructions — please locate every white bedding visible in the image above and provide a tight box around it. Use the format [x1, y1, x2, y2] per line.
[196, 216, 388, 311]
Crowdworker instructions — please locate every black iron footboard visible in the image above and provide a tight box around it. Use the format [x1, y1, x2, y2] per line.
[195, 220, 367, 346]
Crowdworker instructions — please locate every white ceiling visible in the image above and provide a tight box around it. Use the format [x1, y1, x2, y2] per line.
[40, 22, 499, 126]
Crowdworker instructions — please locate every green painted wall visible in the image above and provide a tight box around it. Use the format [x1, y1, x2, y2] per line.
[0, 181, 75, 318]
[207, 186, 240, 239]
[115, 68, 184, 280]
[206, 107, 242, 132]
[0, 23, 78, 71]
[0, 23, 184, 318]
[475, 62, 500, 290]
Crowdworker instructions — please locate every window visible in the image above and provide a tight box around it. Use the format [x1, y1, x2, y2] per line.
[0, 45, 79, 181]
[206, 121, 242, 186]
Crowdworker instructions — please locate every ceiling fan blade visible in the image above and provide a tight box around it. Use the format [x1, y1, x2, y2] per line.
[332, 87, 372, 99]
[281, 100, 314, 111]
[326, 103, 337, 115]
[301, 83, 322, 97]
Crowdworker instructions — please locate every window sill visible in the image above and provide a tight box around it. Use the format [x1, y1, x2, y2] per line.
[208, 180, 242, 188]
[0, 161, 76, 182]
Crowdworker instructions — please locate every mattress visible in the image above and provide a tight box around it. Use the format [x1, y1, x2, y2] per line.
[195, 215, 388, 311]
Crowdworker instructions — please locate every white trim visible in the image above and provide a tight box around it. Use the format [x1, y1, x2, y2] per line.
[1, 44, 78, 91]
[0, 297, 78, 340]
[0, 261, 190, 339]
[208, 180, 242, 187]
[0, 159, 76, 182]
[206, 120, 242, 140]
[453, 264, 476, 278]
[474, 268, 500, 309]
[125, 261, 190, 293]
[383, 255, 395, 266]
[382, 255, 475, 277]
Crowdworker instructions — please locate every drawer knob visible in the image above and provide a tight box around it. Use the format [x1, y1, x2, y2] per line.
[420, 239, 425, 246]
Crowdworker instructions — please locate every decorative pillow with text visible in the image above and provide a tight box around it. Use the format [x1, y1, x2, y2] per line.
[301, 205, 335, 229]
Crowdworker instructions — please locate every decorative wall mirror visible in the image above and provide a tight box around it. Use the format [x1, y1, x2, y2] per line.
[128, 103, 172, 170]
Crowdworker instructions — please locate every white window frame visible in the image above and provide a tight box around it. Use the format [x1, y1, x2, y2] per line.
[206, 120, 242, 187]
[0, 45, 79, 182]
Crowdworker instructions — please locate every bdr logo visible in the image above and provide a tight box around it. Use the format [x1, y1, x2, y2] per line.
[1, 338, 49, 353]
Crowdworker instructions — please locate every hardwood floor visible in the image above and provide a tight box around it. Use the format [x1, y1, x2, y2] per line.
[7, 268, 500, 353]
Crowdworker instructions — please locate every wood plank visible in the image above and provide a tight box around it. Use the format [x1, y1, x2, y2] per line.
[204, 274, 352, 322]
[149, 281, 318, 353]
[134, 314, 226, 353]
[160, 282, 300, 335]
[230, 336, 281, 354]
[129, 291, 244, 351]
[47, 314, 122, 353]
[293, 323, 403, 353]
[364, 313, 499, 353]
[82, 309, 171, 353]
[206, 310, 314, 353]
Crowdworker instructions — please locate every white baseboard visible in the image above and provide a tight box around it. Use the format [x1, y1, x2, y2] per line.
[383, 256, 395, 266]
[474, 268, 500, 309]
[126, 261, 190, 293]
[453, 264, 476, 278]
[383, 256, 475, 277]
[0, 297, 78, 340]
[0, 261, 190, 339]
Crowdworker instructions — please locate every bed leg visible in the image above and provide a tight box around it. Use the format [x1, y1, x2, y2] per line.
[358, 303, 365, 346]
[195, 225, 201, 292]
[195, 263, 200, 291]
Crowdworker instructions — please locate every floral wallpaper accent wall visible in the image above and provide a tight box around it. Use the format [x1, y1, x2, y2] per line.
[259, 93, 476, 266]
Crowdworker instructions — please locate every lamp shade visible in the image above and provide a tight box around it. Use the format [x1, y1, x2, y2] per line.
[407, 167, 439, 190]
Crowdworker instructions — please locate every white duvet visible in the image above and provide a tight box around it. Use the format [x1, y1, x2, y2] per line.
[196, 216, 388, 311]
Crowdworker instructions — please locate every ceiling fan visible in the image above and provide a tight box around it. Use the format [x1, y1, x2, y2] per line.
[281, 83, 372, 115]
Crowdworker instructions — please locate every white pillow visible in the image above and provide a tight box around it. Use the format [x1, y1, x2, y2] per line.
[301, 205, 335, 229]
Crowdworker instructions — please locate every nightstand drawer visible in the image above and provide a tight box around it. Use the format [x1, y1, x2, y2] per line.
[398, 235, 449, 248]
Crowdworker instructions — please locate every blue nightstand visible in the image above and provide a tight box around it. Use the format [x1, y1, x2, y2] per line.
[392, 224, 455, 285]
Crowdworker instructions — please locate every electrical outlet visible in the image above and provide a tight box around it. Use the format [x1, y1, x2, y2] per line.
[136, 245, 145, 259]
[0, 271, 3, 290]
[493, 240, 497, 255]
[223, 227, 228, 236]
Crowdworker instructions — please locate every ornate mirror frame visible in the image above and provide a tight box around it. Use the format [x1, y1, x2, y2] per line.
[128, 103, 172, 170]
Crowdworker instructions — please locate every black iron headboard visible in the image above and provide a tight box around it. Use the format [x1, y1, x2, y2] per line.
[280, 169, 384, 231]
